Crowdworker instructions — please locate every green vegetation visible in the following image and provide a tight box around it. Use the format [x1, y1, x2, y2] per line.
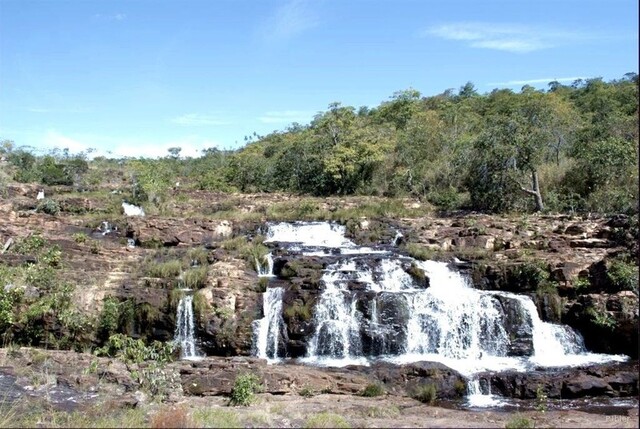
[94, 333, 174, 364]
[607, 256, 639, 292]
[228, 373, 262, 406]
[586, 306, 616, 330]
[191, 408, 241, 428]
[2, 74, 637, 216]
[505, 414, 535, 429]
[412, 383, 437, 404]
[360, 382, 385, 397]
[303, 412, 351, 429]
[283, 300, 313, 321]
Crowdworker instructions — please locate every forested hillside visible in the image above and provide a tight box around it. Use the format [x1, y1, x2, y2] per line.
[2, 74, 638, 215]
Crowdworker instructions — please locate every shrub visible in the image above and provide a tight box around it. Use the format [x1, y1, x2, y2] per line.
[228, 373, 262, 406]
[360, 382, 385, 397]
[95, 333, 175, 364]
[299, 385, 315, 398]
[413, 383, 437, 404]
[98, 297, 120, 338]
[36, 198, 60, 215]
[607, 258, 639, 292]
[182, 266, 208, 289]
[72, 232, 88, 243]
[145, 259, 183, 278]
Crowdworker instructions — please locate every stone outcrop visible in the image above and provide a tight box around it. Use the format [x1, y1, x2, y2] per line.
[126, 217, 233, 246]
[478, 361, 638, 400]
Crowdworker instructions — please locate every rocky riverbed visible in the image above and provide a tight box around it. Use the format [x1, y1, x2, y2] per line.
[0, 185, 638, 427]
[0, 348, 638, 428]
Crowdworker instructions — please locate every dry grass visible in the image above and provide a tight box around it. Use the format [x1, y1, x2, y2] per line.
[150, 405, 193, 428]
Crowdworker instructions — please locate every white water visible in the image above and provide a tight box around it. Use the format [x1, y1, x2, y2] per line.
[122, 202, 145, 216]
[392, 230, 403, 246]
[256, 253, 275, 278]
[174, 294, 200, 360]
[467, 378, 507, 408]
[264, 222, 387, 256]
[265, 222, 355, 248]
[253, 287, 285, 361]
[253, 221, 629, 397]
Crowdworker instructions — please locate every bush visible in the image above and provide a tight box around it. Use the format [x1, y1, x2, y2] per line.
[182, 266, 208, 289]
[360, 383, 385, 397]
[228, 373, 262, 406]
[145, 259, 183, 278]
[608, 258, 639, 292]
[413, 383, 437, 404]
[36, 198, 60, 215]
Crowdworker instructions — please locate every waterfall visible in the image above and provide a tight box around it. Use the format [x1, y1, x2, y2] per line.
[174, 294, 199, 360]
[392, 230, 403, 246]
[122, 202, 145, 217]
[502, 292, 588, 366]
[306, 263, 363, 360]
[404, 260, 509, 361]
[256, 253, 275, 278]
[253, 287, 285, 361]
[255, 221, 628, 378]
[466, 378, 505, 408]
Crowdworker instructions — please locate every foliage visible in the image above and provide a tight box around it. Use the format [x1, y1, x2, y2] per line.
[228, 373, 262, 406]
[586, 306, 616, 330]
[360, 383, 385, 397]
[72, 232, 88, 243]
[36, 198, 61, 215]
[145, 259, 183, 279]
[607, 257, 639, 292]
[2, 73, 637, 216]
[94, 333, 175, 365]
[412, 383, 437, 404]
[182, 266, 208, 289]
[98, 297, 121, 339]
[535, 385, 548, 413]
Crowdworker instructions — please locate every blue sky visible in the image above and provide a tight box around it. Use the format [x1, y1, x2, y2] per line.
[0, 0, 637, 158]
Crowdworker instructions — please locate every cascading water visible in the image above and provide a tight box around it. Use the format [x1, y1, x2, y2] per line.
[174, 293, 199, 360]
[253, 221, 628, 403]
[253, 287, 285, 361]
[256, 253, 275, 278]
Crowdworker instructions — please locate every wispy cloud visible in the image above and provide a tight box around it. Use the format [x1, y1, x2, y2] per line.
[259, 0, 319, 43]
[258, 110, 315, 124]
[43, 130, 93, 154]
[26, 107, 85, 114]
[41, 130, 219, 159]
[487, 76, 587, 86]
[94, 13, 127, 21]
[171, 114, 231, 126]
[425, 22, 587, 53]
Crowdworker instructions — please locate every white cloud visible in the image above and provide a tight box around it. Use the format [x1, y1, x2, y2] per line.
[425, 22, 586, 53]
[94, 13, 127, 21]
[43, 130, 93, 154]
[37, 131, 219, 159]
[259, 0, 319, 42]
[487, 76, 587, 86]
[258, 110, 315, 124]
[171, 114, 230, 126]
[108, 136, 219, 159]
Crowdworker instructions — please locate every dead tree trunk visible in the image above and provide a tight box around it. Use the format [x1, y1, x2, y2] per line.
[520, 169, 544, 212]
